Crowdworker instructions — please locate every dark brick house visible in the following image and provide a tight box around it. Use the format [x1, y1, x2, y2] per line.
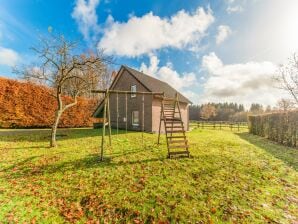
[93, 66, 191, 133]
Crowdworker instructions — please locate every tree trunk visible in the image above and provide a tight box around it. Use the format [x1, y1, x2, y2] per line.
[50, 110, 62, 147]
[50, 92, 78, 148]
[50, 92, 63, 148]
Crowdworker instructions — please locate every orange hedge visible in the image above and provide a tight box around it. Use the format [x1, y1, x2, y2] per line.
[0, 77, 98, 128]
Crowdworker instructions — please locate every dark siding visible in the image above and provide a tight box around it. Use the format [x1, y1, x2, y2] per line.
[108, 70, 153, 132]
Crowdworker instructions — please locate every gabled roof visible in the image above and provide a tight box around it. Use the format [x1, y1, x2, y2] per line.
[92, 65, 191, 117]
[123, 66, 191, 104]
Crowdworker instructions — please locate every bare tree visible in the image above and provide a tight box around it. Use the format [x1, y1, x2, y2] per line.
[276, 54, 298, 105]
[15, 35, 109, 147]
[276, 98, 294, 111]
[200, 104, 217, 121]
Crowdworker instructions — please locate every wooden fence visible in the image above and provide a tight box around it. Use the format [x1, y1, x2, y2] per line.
[248, 111, 298, 148]
[190, 121, 248, 131]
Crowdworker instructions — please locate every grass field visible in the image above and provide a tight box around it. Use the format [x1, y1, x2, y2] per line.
[0, 128, 297, 223]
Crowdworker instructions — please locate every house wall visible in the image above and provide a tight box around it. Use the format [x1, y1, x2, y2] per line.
[108, 70, 153, 132]
[152, 98, 189, 133]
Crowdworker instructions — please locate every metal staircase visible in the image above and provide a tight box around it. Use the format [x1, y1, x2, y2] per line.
[158, 93, 190, 158]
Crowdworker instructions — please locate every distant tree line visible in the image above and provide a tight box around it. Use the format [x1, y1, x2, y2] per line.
[190, 102, 247, 122]
[190, 98, 298, 122]
[189, 101, 295, 122]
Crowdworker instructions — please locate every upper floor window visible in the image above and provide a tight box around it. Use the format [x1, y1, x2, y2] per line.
[131, 85, 136, 98]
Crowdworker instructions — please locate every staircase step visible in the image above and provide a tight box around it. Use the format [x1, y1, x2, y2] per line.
[164, 111, 179, 114]
[167, 130, 185, 133]
[165, 119, 182, 121]
[164, 120, 183, 124]
[168, 140, 187, 144]
[165, 126, 183, 128]
[164, 104, 174, 106]
[167, 136, 185, 139]
[168, 145, 189, 149]
[168, 151, 190, 156]
[166, 127, 183, 131]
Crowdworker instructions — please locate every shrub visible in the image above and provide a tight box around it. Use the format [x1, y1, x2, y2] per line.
[248, 111, 298, 147]
[0, 77, 98, 128]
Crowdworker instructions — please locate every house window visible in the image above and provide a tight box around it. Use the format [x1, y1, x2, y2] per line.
[131, 85, 136, 98]
[132, 111, 139, 126]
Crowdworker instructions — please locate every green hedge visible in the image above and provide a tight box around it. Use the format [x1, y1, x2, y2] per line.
[248, 111, 298, 148]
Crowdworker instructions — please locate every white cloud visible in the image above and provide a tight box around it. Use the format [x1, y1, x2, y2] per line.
[226, 5, 243, 14]
[201, 52, 285, 106]
[0, 47, 19, 66]
[140, 54, 197, 91]
[72, 0, 100, 41]
[98, 7, 214, 57]
[225, 0, 246, 14]
[216, 25, 232, 45]
[182, 90, 200, 104]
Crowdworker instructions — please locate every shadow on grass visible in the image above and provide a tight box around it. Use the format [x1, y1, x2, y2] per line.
[2, 145, 48, 150]
[0, 128, 137, 143]
[0, 156, 40, 172]
[237, 132, 297, 171]
[2, 146, 168, 180]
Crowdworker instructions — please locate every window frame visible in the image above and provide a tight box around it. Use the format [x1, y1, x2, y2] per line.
[131, 85, 137, 98]
[131, 111, 139, 126]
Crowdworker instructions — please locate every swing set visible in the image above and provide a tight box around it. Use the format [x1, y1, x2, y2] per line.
[92, 89, 190, 160]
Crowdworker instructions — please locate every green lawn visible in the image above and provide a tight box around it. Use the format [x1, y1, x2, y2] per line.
[0, 128, 297, 223]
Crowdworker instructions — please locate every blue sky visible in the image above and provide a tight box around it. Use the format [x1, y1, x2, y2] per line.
[0, 0, 298, 106]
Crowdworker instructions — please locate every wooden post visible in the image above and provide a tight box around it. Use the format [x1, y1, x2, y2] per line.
[142, 93, 145, 146]
[116, 92, 119, 136]
[107, 90, 112, 146]
[100, 91, 107, 161]
[157, 92, 165, 145]
[125, 92, 128, 134]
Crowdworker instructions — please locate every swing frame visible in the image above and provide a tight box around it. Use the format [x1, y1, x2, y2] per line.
[92, 89, 164, 161]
